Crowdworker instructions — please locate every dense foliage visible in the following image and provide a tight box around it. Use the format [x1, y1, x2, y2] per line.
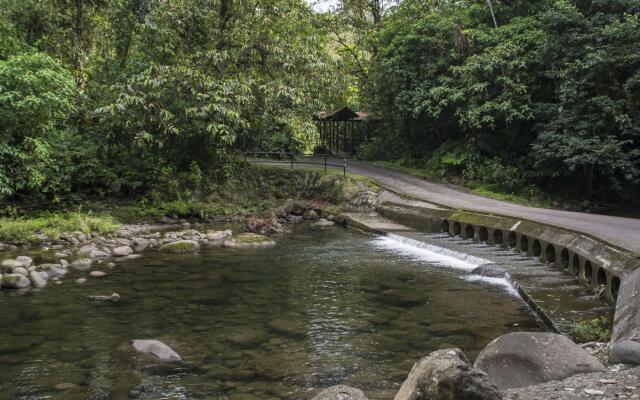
[1, 0, 639, 207]
[365, 0, 640, 200]
[0, 0, 350, 204]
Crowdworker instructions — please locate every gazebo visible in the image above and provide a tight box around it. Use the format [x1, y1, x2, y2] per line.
[313, 106, 378, 156]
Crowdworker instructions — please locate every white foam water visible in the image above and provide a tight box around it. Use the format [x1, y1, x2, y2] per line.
[370, 233, 491, 271]
[370, 233, 518, 295]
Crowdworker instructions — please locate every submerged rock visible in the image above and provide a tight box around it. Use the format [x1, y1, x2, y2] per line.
[470, 264, 509, 279]
[1, 273, 31, 289]
[131, 339, 181, 361]
[206, 230, 233, 241]
[474, 332, 604, 390]
[159, 240, 200, 253]
[223, 233, 275, 249]
[610, 268, 640, 365]
[268, 318, 307, 338]
[90, 293, 120, 302]
[314, 218, 335, 227]
[312, 385, 368, 400]
[71, 258, 93, 270]
[113, 246, 133, 257]
[394, 348, 502, 400]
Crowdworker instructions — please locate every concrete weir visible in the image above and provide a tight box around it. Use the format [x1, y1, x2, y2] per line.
[342, 191, 640, 336]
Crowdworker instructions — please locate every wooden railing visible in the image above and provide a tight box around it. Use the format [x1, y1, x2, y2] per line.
[240, 152, 347, 175]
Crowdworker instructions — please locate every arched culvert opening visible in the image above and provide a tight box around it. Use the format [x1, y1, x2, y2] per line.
[465, 225, 475, 240]
[479, 227, 489, 242]
[520, 236, 529, 253]
[508, 232, 516, 248]
[453, 222, 461, 236]
[611, 276, 621, 302]
[545, 245, 556, 265]
[493, 230, 504, 245]
[572, 254, 580, 277]
[532, 240, 542, 257]
[584, 261, 593, 283]
[596, 268, 607, 287]
[442, 220, 450, 234]
[560, 249, 570, 269]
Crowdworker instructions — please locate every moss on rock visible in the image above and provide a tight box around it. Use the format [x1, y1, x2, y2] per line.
[223, 233, 275, 248]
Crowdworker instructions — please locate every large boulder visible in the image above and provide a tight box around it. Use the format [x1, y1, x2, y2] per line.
[223, 233, 275, 248]
[131, 339, 181, 362]
[206, 230, 233, 241]
[474, 332, 604, 390]
[395, 348, 502, 400]
[1, 259, 25, 273]
[610, 268, 640, 365]
[159, 240, 200, 253]
[312, 385, 368, 400]
[16, 256, 33, 268]
[1, 273, 31, 289]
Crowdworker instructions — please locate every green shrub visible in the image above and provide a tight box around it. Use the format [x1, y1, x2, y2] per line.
[570, 316, 611, 343]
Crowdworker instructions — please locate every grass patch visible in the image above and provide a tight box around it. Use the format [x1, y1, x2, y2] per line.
[0, 211, 120, 243]
[470, 185, 552, 208]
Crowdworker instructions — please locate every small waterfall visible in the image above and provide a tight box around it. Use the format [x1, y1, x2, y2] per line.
[370, 233, 492, 271]
[370, 233, 518, 296]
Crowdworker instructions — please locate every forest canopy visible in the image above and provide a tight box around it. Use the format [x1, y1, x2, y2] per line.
[0, 0, 639, 205]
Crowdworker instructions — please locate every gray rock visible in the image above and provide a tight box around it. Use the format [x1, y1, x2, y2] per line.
[112, 246, 133, 257]
[314, 218, 335, 227]
[1, 259, 24, 272]
[47, 267, 68, 278]
[1, 273, 31, 289]
[16, 256, 33, 268]
[71, 258, 93, 270]
[89, 249, 110, 259]
[13, 266, 29, 276]
[132, 238, 149, 252]
[395, 348, 502, 400]
[78, 244, 97, 256]
[312, 385, 368, 400]
[76, 278, 87, 284]
[206, 230, 233, 241]
[29, 271, 47, 288]
[303, 209, 320, 220]
[90, 271, 106, 278]
[470, 264, 509, 278]
[159, 240, 200, 253]
[131, 339, 181, 361]
[59, 259, 69, 268]
[610, 268, 640, 365]
[474, 332, 604, 390]
[223, 233, 275, 248]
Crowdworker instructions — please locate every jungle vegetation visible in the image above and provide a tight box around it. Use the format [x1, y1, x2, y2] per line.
[0, 0, 639, 212]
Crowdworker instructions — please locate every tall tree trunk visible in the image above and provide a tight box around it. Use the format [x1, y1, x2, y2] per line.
[583, 163, 594, 199]
[73, 0, 85, 89]
[486, 0, 498, 28]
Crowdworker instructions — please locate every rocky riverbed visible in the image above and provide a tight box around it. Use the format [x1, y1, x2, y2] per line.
[0, 199, 345, 295]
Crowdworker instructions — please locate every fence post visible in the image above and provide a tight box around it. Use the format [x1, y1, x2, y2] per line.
[290, 153, 294, 169]
[324, 154, 327, 172]
[343, 156, 347, 176]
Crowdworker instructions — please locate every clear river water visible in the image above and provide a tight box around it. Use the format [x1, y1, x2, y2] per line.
[0, 223, 543, 400]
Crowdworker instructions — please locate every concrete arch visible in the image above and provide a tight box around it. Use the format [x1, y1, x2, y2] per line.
[571, 254, 580, 278]
[493, 230, 504, 245]
[442, 219, 450, 234]
[596, 267, 607, 287]
[508, 231, 516, 248]
[611, 275, 621, 302]
[532, 239, 542, 257]
[545, 245, 556, 265]
[584, 261, 593, 284]
[520, 235, 529, 253]
[453, 222, 461, 236]
[465, 225, 475, 240]
[560, 249, 570, 269]
[479, 226, 489, 242]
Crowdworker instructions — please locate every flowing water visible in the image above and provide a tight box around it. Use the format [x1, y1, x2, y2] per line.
[0, 223, 543, 400]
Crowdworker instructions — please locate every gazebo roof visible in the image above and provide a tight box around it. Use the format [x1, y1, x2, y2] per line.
[314, 107, 359, 121]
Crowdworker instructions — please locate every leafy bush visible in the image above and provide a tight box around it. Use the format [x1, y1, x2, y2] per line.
[570, 316, 611, 343]
[464, 158, 526, 193]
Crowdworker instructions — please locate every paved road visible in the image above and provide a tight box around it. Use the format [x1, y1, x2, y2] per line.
[344, 160, 640, 253]
[267, 156, 640, 253]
